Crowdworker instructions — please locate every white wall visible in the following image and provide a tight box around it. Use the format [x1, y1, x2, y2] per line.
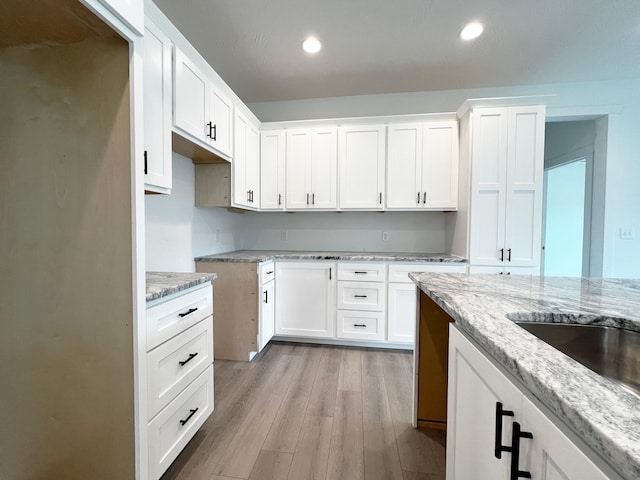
[145, 153, 243, 272]
[238, 211, 448, 252]
[249, 79, 640, 278]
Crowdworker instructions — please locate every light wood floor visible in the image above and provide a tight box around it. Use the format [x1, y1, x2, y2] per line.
[161, 342, 445, 480]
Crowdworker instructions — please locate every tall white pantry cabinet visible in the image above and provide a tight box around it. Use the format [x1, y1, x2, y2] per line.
[458, 104, 546, 275]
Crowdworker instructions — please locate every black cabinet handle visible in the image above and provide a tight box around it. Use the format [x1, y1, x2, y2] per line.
[379, 192, 382, 205]
[206, 122, 213, 139]
[266, 270, 274, 275]
[417, 192, 421, 204]
[353, 324, 367, 328]
[312, 193, 315, 205]
[354, 271, 367, 275]
[510, 422, 533, 479]
[507, 248, 512, 262]
[329, 267, 332, 280]
[278, 193, 282, 206]
[307, 193, 310, 205]
[179, 352, 198, 367]
[499, 248, 505, 262]
[354, 294, 368, 298]
[495, 402, 515, 458]
[179, 408, 199, 426]
[178, 307, 198, 318]
[264, 290, 268, 303]
[144, 150, 148, 175]
[212, 124, 217, 141]
[423, 192, 427, 204]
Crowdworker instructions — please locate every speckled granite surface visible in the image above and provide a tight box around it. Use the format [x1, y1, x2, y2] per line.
[409, 273, 640, 479]
[195, 250, 466, 263]
[146, 272, 217, 302]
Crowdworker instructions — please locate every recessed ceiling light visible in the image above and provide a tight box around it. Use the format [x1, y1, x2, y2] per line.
[460, 22, 484, 41]
[302, 36, 322, 54]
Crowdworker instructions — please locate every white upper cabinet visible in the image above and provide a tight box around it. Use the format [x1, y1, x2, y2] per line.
[233, 111, 260, 209]
[260, 130, 286, 210]
[422, 121, 459, 209]
[469, 106, 545, 269]
[338, 125, 386, 209]
[386, 123, 423, 209]
[286, 127, 337, 209]
[173, 48, 233, 160]
[387, 121, 458, 210]
[143, 18, 172, 194]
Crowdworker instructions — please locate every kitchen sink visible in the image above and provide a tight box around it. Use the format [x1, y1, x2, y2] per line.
[515, 321, 640, 398]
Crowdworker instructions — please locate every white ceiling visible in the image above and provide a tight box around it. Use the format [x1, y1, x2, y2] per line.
[154, 0, 640, 103]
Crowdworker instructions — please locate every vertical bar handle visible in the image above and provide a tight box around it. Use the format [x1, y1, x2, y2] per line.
[507, 248, 512, 262]
[144, 150, 148, 175]
[499, 248, 505, 262]
[495, 402, 514, 458]
[510, 422, 533, 480]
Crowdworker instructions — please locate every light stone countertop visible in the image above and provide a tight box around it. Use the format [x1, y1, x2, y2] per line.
[146, 272, 217, 302]
[409, 273, 640, 480]
[194, 249, 467, 263]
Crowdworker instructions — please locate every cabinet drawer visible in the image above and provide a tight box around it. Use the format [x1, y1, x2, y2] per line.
[337, 262, 386, 282]
[260, 261, 275, 285]
[148, 365, 214, 480]
[147, 317, 213, 419]
[337, 281, 386, 311]
[147, 284, 213, 350]
[388, 263, 467, 283]
[337, 310, 385, 341]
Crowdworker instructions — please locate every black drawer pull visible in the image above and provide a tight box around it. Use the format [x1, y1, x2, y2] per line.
[178, 307, 198, 318]
[354, 271, 368, 274]
[510, 422, 533, 479]
[353, 324, 367, 328]
[495, 402, 514, 458]
[266, 270, 274, 275]
[179, 352, 198, 367]
[507, 248, 512, 262]
[179, 408, 199, 426]
[354, 295, 368, 298]
[264, 290, 268, 304]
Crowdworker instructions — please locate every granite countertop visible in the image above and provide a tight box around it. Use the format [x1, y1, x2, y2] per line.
[146, 272, 217, 302]
[194, 249, 467, 263]
[409, 273, 640, 479]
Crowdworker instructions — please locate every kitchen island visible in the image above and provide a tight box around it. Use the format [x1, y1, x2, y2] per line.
[410, 273, 640, 480]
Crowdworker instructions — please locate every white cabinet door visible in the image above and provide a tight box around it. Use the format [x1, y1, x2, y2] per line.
[173, 49, 209, 145]
[275, 262, 336, 338]
[504, 106, 545, 268]
[519, 396, 611, 480]
[422, 121, 458, 210]
[208, 87, 233, 158]
[387, 283, 417, 344]
[246, 121, 260, 208]
[387, 123, 422, 209]
[469, 107, 509, 266]
[260, 130, 286, 210]
[260, 281, 275, 351]
[143, 19, 172, 193]
[286, 129, 311, 209]
[310, 127, 338, 209]
[338, 125, 386, 209]
[233, 113, 248, 207]
[447, 326, 522, 480]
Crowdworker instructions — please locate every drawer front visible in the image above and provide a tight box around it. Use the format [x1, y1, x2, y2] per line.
[388, 263, 467, 283]
[337, 262, 386, 282]
[147, 316, 214, 419]
[147, 284, 213, 350]
[337, 310, 385, 341]
[260, 261, 275, 285]
[148, 365, 214, 480]
[337, 281, 386, 311]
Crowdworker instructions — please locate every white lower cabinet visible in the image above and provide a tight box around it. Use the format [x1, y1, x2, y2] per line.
[447, 325, 618, 480]
[275, 262, 336, 338]
[337, 310, 384, 341]
[387, 263, 467, 344]
[259, 262, 276, 351]
[468, 265, 539, 276]
[146, 283, 214, 479]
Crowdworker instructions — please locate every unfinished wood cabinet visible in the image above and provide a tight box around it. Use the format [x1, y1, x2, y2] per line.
[196, 261, 274, 361]
[195, 163, 232, 207]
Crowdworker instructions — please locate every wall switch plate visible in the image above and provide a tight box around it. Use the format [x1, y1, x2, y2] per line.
[280, 230, 288, 241]
[620, 227, 635, 240]
[382, 231, 389, 242]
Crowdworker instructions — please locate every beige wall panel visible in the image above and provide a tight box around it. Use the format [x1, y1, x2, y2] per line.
[0, 38, 134, 479]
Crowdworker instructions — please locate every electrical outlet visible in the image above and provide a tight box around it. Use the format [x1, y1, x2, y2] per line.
[382, 231, 389, 242]
[620, 227, 635, 240]
[280, 230, 288, 241]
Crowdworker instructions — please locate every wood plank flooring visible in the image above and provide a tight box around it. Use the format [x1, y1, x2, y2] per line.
[161, 343, 445, 480]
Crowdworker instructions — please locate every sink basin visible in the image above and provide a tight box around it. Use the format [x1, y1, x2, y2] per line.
[516, 321, 640, 398]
